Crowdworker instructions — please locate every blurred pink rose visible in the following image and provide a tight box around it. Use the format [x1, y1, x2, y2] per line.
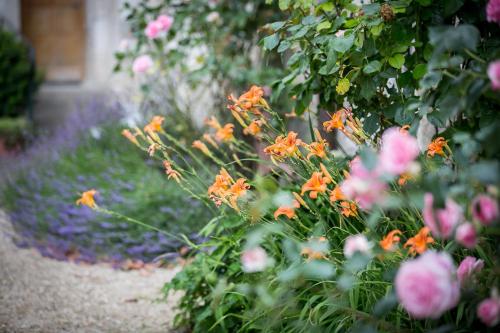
[241, 247, 268, 273]
[145, 20, 162, 39]
[472, 194, 499, 226]
[341, 157, 387, 210]
[156, 15, 173, 31]
[455, 223, 478, 249]
[457, 256, 484, 286]
[344, 234, 372, 258]
[487, 0, 500, 24]
[423, 193, 463, 239]
[132, 55, 153, 74]
[488, 61, 500, 91]
[477, 296, 500, 327]
[395, 251, 460, 319]
[379, 127, 420, 175]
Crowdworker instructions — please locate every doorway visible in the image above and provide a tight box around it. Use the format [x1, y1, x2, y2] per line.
[21, 0, 86, 82]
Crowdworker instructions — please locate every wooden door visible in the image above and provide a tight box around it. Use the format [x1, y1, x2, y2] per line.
[21, 0, 85, 82]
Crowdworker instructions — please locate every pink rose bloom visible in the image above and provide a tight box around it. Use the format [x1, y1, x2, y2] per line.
[145, 20, 162, 39]
[487, 0, 500, 24]
[341, 157, 388, 210]
[379, 127, 420, 175]
[344, 234, 372, 258]
[455, 223, 478, 249]
[457, 256, 484, 286]
[241, 247, 268, 273]
[472, 194, 499, 226]
[477, 297, 500, 327]
[488, 61, 500, 91]
[423, 193, 463, 239]
[156, 15, 173, 31]
[132, 55, 153, 74]
[395, 251, 460, 319]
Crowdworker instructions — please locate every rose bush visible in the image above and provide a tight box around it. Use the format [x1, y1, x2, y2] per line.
[82, 0, 500, 331]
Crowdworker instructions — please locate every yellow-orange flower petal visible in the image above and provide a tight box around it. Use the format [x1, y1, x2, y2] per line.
[144, 116, 164, 133]
[76, 189, 97, 209]
[379, 229, 402, 251]
[404, 227, 435, 255]
[427, 137, 448, 157]
[340, 201, 357, 217]
[301, 171, 331, 199]
[215, 123, 235, 142]
[274, 200, 300, 220]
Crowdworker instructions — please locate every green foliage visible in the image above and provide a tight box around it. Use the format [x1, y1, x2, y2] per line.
[0, 28, 40, 118]
[118, 1, 500, 332]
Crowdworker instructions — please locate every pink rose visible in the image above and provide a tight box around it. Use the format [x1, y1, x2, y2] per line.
[423, 193, 463, 239]
[455, 223, 478, 249]
[395, 251, 460, 319]
[340, 157, 387, 210]
[472, 194, 499, 226]
[457, 256, 484, 286]
[379, 127, 420, 175]
[487, 0, 500, 24]
[488, 60, 500, 91]
[343, 234, 372, 258]
[132, 55, 153, 74]
[145, 20, 162, 39]
[156, 15, 173, 31]
[241, 247, 269, 273]
[477, 297, 500, 327]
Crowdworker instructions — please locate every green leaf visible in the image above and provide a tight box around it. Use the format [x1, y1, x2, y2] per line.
[316, 21, 332, 32]
[279, 0, 290, 10]
[319, 44, 338, 75]
[262, 33, 280, 50]
[412, 64, 427, 80]
[388, 54, 405, 69]
[444, 0, 464, 17]
[363, 60, 382, 74]
[331, 34, 355, 53]
[269, 21, 286, 31]
[277, 40, 291, 53]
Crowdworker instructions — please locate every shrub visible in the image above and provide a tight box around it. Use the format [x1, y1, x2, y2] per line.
[0, 28, 40, 118]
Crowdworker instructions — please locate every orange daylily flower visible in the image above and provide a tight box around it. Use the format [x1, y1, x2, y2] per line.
[76, 189, 97, 209]
[398, 173, 412, 186]
[323, 109, 345, 132]
[306, 139, 329, 160]
[243, 120, 263, 136]
[264, 131, 303, 160]
[163, 161, 181, 183]
[192, 140, 211, 156]
[208, 169, 249, 210]
[144, 116, 165, 133]
[301, 171, 331, 199]
[379, 230, 402, 251]
[330, 185, 345, 202]
[301, 247, 327, 261]
[122, 129, 139, 146]
[227, 85, 268, 115]
[228, 178, 250, 210]
[340, 201, 357, 217]
[427, 137, 448, 157]
[274, 200, 300, 220]
[404, 227, 435, 255]
[215, 123, 235, 142]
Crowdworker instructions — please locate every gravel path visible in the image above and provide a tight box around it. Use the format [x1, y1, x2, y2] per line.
[0, 210, 182, 333]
